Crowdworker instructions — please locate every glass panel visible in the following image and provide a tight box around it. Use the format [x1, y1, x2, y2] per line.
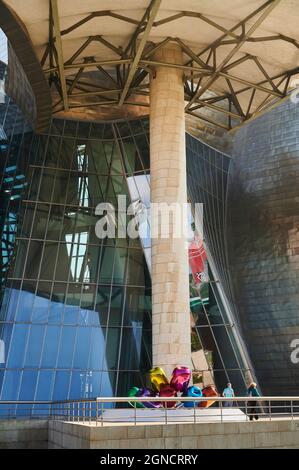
[19, 370, 38, 400]
[1, 370, 21, 400]
[46, 205, 64, 239]
[31, 288, 51, 322]
[0, 323, 12, 368]
[41, 325, 60, 368]
[24, 324, 45, 367]
[35, 370, 54, 400]
[39, 241, 58, 280]
[126, 249, 145, 285]
[89, 327, 106, 370]
[52, 370, 71, 401]
[119, 327, 142, 370]
[11, 239, 28, 278]
[100, 371, 116, 396]
[108, 286, 124, 327]
[113, 247, 127, 283]
[105, 328, 121, 370]
[123, 286, 149, 327]
[94, 285, 110, 327]
[73, 327, 91, 369]
[117, 371, 145, 396]
[99, 246, 115, 283]
[121, 136, 142, 174]
[69, 370, 95, 399]
[134, 134, 149, 170]
[57, 326, 76, 368]
[212, 325, 239, 369]
[2, 287, 21, 321]
[7, 324, 28, 367]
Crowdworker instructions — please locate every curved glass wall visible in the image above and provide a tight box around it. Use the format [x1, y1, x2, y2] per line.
[0, 113, 152, 414]
[186, 134, 253, 394]
[0, 28, 254, 412]
[0, 113, 254, 413]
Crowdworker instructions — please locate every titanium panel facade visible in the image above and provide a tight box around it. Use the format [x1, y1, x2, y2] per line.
[227, 98, 299, 396]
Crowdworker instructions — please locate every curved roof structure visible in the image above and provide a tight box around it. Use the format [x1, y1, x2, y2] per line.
[2, 0, 299, 130]
[0, 0, 52, 131]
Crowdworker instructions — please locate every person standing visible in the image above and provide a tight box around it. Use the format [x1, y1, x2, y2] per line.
[247, 382, 260, 420]
[222, 382, 235, 407]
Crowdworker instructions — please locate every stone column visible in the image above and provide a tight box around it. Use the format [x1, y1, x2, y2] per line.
[150, 43, 191, 378]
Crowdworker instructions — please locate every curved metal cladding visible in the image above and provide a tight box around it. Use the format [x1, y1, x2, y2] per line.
[227, 98, 299, 396]
[186, 133, 254, 395]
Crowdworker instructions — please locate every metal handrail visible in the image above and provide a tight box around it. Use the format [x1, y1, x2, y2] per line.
[1, 396, 299, 426]
[1, 396, 299, 404]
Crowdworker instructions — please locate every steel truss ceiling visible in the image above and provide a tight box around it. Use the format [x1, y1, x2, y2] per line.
[37, 0, 299, 131]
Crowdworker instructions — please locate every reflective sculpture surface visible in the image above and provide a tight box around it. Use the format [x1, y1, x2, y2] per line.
[159, 384, 177, 408]
[198, 385, 218, 408]
[183, 385, 203, 408]
[135, 387, 161, 409]
[170, 366, 191, 394]
[128, 366, 219, 409]
[149, 367, 169, 392]
[128, 386, 145, 408]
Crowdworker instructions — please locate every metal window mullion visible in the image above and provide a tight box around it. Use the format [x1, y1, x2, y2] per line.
[15, 135, 51, 299]
[200, 296, 230, 383]
[28, 136, 65, 322]
[98, 281, 113, 394]
[114, 282, 128, 394]
[209, 281, 246, 384]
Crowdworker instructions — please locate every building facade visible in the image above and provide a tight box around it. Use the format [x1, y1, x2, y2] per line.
[0, 50, 253, 412]
[227, 98, 299, 396]
[1, 0, 299, 411]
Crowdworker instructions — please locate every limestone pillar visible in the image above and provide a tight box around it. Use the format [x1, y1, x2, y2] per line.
[150, 43, 191, 378]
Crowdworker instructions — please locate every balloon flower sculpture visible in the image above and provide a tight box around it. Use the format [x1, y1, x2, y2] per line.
[128, 365, 218, 408]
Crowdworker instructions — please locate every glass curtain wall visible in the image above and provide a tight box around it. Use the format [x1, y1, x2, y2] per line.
[0, 115, 152, 415]
[0, 104, 251, 413]
[186, 134, 251, 394]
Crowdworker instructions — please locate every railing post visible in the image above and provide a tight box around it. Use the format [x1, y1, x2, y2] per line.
[96, 400, 98, 427]
[134, 400, 137, 426]
[193, 400, 196, 424]
[291, 400, 294, 420]
[269, 400, 271, 421]
[245, 400, 248, 421]
[165, 401, 168, 425]
[220, 400, 223, 423]
[101, 402, 104, 427]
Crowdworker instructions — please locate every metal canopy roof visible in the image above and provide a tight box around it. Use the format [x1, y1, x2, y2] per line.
[3, 0, 299, 130]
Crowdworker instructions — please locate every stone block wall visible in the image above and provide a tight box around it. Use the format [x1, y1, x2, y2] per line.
[1, 418, 299, 449]
[0, 419, 48, 448]
[48, 419, 299, 449]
